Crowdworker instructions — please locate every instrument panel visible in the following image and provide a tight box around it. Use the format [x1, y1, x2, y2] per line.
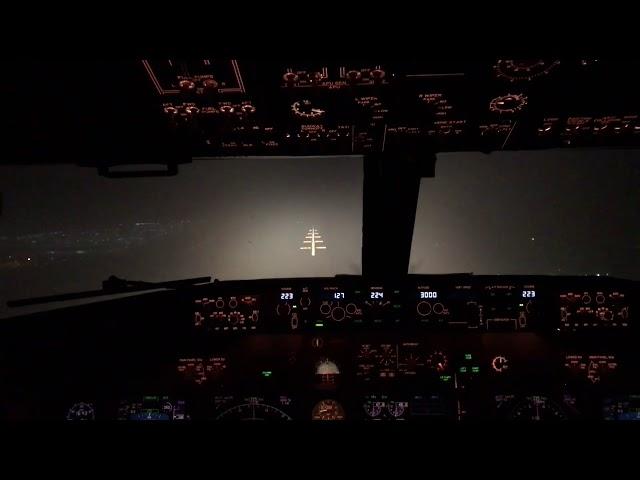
[5, 59, 640, 171]
[141, 58, 640, 157]
[559, 289, 630, 331]
[187, 276, 602, 334]
[1, 275, 638, 422]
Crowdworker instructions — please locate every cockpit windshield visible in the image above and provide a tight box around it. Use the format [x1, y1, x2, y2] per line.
[0, 156, 363, 317]
[2, 148, 638, 318]
[410, 149, 640, 279]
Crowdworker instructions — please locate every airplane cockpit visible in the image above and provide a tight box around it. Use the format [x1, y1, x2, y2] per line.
[1, 58, 638, 422]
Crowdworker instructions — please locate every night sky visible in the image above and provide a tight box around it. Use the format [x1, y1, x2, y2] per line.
[411, 149, 640, 278]
[0, 156, 363, 316]
[1, 149, 639, 316]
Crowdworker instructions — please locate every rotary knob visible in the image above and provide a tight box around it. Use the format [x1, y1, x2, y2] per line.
[331, 307, 346, 322]
[417, 301, 432, 316]
[283, 72, 299, 85]
[291, 100, 325, 119]
[300, 295, 311, 308]
[525, 300, 533, 314]
[202, 78, 219, 93]
[489, 93, 527, 114]
[179, 79, 196, 94]
[346, 70, 362, 84]
[427, 351, 448, 372]
[491, 355, 509, 373]
[240, 104, 256, 114]
[298, 100, 313, 113]
[370, 69, 386, 82]
[276, 303, 292, 316]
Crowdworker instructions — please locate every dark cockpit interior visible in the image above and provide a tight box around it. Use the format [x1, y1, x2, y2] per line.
[1, 58, 639, 422]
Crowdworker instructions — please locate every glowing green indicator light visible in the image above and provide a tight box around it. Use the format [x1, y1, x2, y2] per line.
[261, 371, 272, 378]
[459, 367, 467, 373]
[315, 323, 324, 327]
[464, 354, 472, 360]
[472, 366, 480, 373]
[440, 375, 452, 382]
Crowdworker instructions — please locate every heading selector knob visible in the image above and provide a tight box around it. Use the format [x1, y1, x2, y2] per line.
[331, 306, 346, 322]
